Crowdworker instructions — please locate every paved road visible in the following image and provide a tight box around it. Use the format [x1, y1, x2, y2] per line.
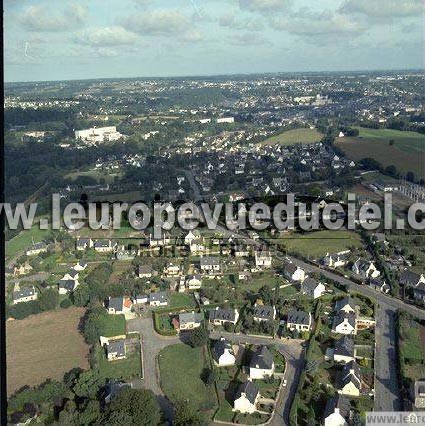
[374, 301, 401, 412]
[210, 331, 305, 426]
[127, 317, 182, 423]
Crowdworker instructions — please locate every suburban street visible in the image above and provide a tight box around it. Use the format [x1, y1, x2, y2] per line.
[373, 301, 401, 412]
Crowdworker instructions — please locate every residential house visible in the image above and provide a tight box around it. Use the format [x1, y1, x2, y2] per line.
[74, 261, 87, 272]
[200, 257, 221, 273]
[368, 278, 390, 294]
[337, 361, 362, 397]
[25, 242, 47, 256]
[134, 294, 148, 304]
[184, 229, 201, 245]
[137, 265, 153, 278]
[12, 287, 38, 304]
[163, 263, 181, 277]
[12, 262, 33, 277]
[186, 275, 202, 290]
[94, 240, 114, 252]
[116, 248, 137, 260]
[323, 395, 350, 426]
[323, 251, 349, 269]
[106, 339, 126, 361]
[335, 297, 356, 314]
[400, 269, 425, 302]
[414, 380, 425, 409]
[234, 245, 250, 257]
[333, 336, 355, 364]
[59, 279, 79, 295]
[286, 310, 312, 332]
[108, 297, 133, 314]
[105, 380, 132, 404]
[177, 312, 203, 331]
[282, 260, 305, 282]
[209, 307, 239, 326]
[61, 269, 79, 282]
[252, 305, 276, 322]
[332, 312, 357, 335]
[212, 338, 236, 366]
[300, 278, 326, 299]
[352, 259, 380, 279]
[233, 381, 259, 414]
[249, 345, 275, 379]
[149, 292, 169, 307]
[254, 249, 272, 268]
[76, 238, 93, 251]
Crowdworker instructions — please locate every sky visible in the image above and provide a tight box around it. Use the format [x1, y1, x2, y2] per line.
[4, 0, 425, 82]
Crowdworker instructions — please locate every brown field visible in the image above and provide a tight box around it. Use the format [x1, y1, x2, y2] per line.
[6, 307, 89, 395]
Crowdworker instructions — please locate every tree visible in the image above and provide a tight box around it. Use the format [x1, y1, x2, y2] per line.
[60, 299, 72, 309]
[8, 300, 41, 320]
[38, 288, 59, 311]
[103, 388, 161, 425]
[72, 284, 90, 307]
[82, 307, 109, 344]
[201, 368, 216, 386]
[259, 285, 273, 305]
[189, 327, 209, 348]
[173, 399, 201, 425]
[72, 370, 105, 400]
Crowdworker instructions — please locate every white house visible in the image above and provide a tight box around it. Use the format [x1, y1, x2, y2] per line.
[252, 305, 276, 322]
[25, 242, 47, 256]
[300, 278, 326, 299]
[106, 339, 126, 361]
[137, 265, 153, 278]
[212, 338, 236, 366]
[200, 257, 221, 273]
[352, 259, 380, 279]
[149, 292, 169, 307]
[209, 307, 239, 326]
[286, 310, 312, 332]
[233, 382, 259, 414]
[323, 395, 350, 426]
[108, 297, 133, 314]
[249, 346, 275, 379]
[254, 249, 272, 268]
[59, 279, 80, 295]
[186, 275, 202, 290]
[73, 261, 87, 272]
[12, 287, 38, 304]
[323, 251, 349, 268]
[332, 313, 357, 335]
[337, 361, 362, 397]
[94, 240, 114, 253]
[76, 238, 93, 251]
[282, 260, 305, 282]
[177, 312, 203, 331]
[333, 336, 355, 364]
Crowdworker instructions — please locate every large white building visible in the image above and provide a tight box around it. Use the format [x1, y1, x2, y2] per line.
[75, 126, 123, 144]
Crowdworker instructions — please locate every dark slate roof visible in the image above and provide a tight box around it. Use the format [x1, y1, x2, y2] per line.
[31, 242, 47, 250]
[178, 312, 203, 326]
[334, 336, 355, 358]
[149, 292, 168, 303]
[282, 260, 297, 275]
[235, 381, 259, 404]
[94, 240, 111, 248]
[301, 277, 319, 293]
[287, 309, 311, 325]
[333, 312, 357, 329]
[323, 395, 351, 420]
[335, 297, 356, 312]
[107, 339, 125, 357]
[109, 297, 124, 311]
[200, 256, 220, 266]
[59, 279, 77, 291]
[212, 338, 233, 361]
[76, 238, 90, 246]
[338, 360, 362, 391]
[138, 265, 153, 274]
[253, 305, 275, 320]
[250, 346, 274, 370]
[12, 287, 36, 301]
[209, 307, 237, 322]
[400, 269, 421, 287]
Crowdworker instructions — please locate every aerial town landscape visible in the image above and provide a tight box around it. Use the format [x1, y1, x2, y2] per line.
[3, 0, 425, 425]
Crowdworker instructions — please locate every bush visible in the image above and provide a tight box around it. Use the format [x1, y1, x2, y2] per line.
[60, 299, 72, 309]
[8, 301, 41, 320]
[39, 288, 59, 311]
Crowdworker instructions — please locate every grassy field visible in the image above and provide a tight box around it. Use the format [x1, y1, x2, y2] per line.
[99, 314, 126, 337]
[276, 230, 363, 258]
[6, 307, 89, 395]
[159, 344, 216, 411]
[96, 347, 141, 380]
[64, 169, 122, 184]
[6, 226, 51, 259]
[261, 128, 323, 146]
[335, 127, 425, 178]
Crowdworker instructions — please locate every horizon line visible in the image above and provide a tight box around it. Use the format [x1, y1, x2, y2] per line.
[5, 67, 425, 85]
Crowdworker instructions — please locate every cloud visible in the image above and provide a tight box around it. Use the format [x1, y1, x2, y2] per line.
[21, 3, 87, 32]
[340, 0, 423, 18]
[271, 9, 365, 37]
[219, 14, 264, 31]
[76, 27, 139, 47]
[121, 10, 189, 36]
[239, 0, 291, 13]
[230, 32, 270, 46]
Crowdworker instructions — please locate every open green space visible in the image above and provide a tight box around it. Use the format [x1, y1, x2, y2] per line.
[261, 128, 323, 146]
[335, 127, 425, 178]
[159, 344, 216, 412]
[6, 226, 52, 259]
[95, 346, 141, 380]
[277, 230, 363, 259]
[99, 314, 126, 337]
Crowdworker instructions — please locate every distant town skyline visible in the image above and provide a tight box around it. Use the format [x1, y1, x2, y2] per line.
[5, 0, 424, 82]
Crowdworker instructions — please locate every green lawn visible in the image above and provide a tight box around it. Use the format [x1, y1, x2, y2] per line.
[159, 344, 216, 411]
[262, 128, 323, 146]
[277, 230, 363, 259]
[335, 127, 425, 178]
[6, 226, 52, 259]
[100, 314, 126, 337]
[96, 347, 141, 380]
[168, 292, 196, 309]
